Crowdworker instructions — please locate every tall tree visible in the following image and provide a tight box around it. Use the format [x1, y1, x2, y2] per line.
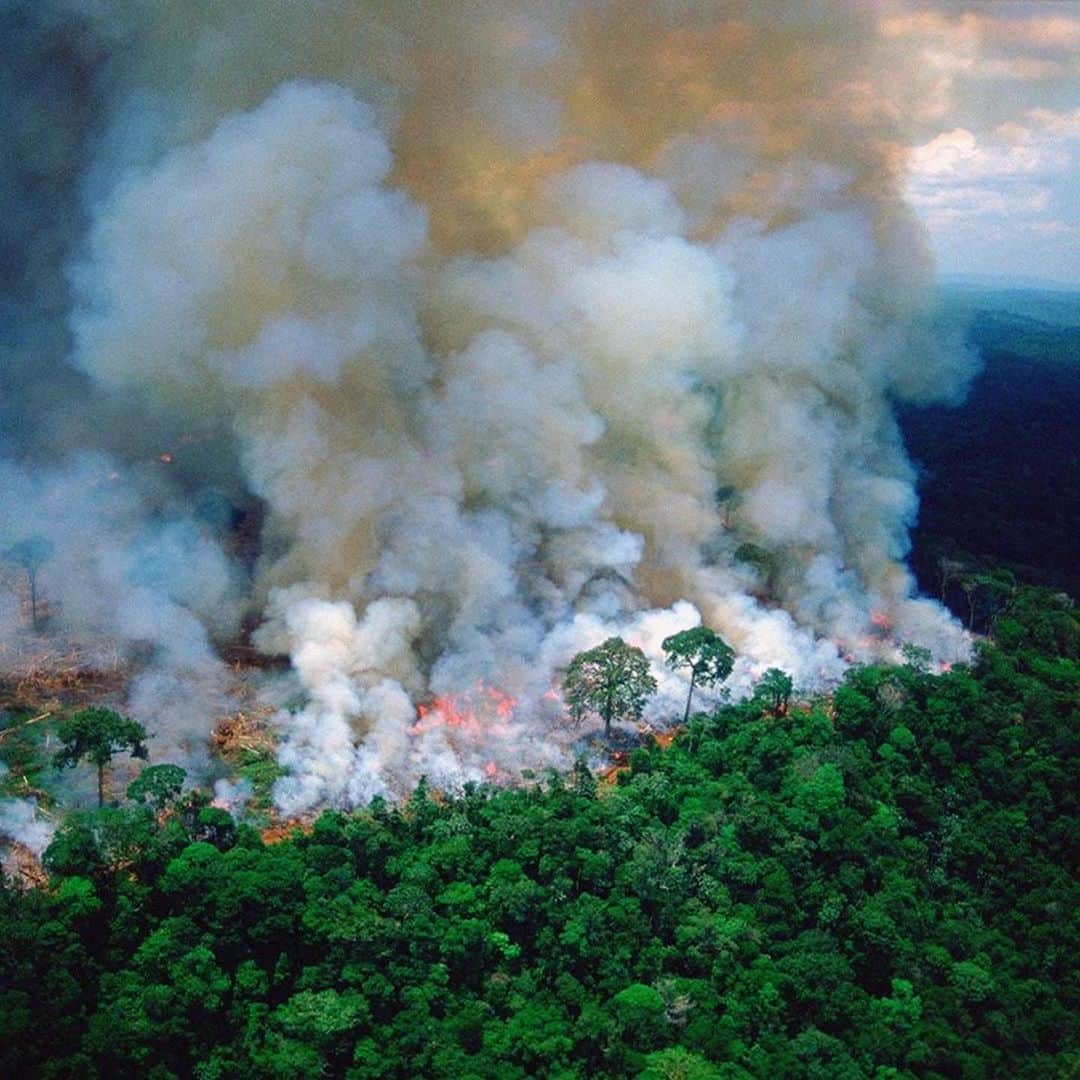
[4, 535, 54, 631]
[662, 626, 736, 723]
[54, 708, 149, 807]
[755, 668, 793, 715]
[563, 637, 657, 739]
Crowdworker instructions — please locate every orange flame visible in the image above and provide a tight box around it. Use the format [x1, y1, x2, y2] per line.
[869, 610, 893, 633]
[410, 681, 518, 739]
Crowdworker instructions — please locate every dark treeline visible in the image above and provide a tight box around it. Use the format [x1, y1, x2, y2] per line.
[2, 584, 1076, 1078]
[903, 293, 1080, 603]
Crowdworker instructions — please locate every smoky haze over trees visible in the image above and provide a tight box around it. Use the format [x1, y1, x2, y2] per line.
[3, 535, 54, 631]
[902, 287, 1080, 607]
[0, 0, 984, 809]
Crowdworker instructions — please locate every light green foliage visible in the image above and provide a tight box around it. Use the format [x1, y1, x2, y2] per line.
[950, 961, 995, 1004]
[234, 747, 286, 818]
[793, 762, 845, 822]
[661, 626, 736, 723]
[272, 988, 367, 1046]
[900, 643, 932, 673]
[563, 636, 658, 738]
[0, 711, 52, 798]
[127, 763, 187, 810]
[611, 983, 667, 1052]
[639, 1045, 724, 1079]
[55, 875, 102, 921]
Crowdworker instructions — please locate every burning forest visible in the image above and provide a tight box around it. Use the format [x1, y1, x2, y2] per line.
[2, 0, 979, 838]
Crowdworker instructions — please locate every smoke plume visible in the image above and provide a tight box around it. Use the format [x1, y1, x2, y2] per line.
[2, 1, 976, 814]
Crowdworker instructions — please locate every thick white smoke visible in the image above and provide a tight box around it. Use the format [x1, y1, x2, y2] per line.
[0, 455, 243, 777]
[8, 1, 978, 814]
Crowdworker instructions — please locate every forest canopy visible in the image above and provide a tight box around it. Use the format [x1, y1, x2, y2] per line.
[1, 581, 1076, 1078]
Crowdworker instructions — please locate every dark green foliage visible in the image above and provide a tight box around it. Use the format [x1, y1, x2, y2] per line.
[564, 637, 658, 738]
[753, 668, 793, 715]
[53, 707, 149, 808]
[0, 583, 1076, 1077]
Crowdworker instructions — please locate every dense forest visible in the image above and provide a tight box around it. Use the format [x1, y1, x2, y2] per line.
[903, 287, 1080, 602]
[2, 288, 1078, 1077]
[1, 580, 1076, 1078]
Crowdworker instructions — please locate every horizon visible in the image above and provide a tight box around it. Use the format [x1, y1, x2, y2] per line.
[937, 272, 1080, 296]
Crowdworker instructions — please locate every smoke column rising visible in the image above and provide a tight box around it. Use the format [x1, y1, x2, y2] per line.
[1, 1, 975, 813]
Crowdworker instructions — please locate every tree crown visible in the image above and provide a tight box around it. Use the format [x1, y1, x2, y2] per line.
[127, 763, 187, 810]
[4, 534, 54, 571]
[54, 708, 149, 771]
[563, 636, 657, 729]
[661, 625, 735, 686]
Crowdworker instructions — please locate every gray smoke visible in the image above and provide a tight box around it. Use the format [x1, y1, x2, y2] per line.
[1, 1, 977, 814]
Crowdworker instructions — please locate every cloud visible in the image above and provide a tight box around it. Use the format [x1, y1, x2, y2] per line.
[881, 9, 1080, 77]
[879, 5, 1080, 146]
[908, 107, 1080, 252]
[911, 126, 1059, 181]
[889, 3, 1080, 282]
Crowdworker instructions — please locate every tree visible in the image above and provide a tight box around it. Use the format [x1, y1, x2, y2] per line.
[563, 637, 657, 738]
[936, 554, 967, 604]
[714, 485, 738, 529]
[755, 668, 793, 715]
[734, 542, 778, 593]
[53, 708, 149, 807]
[127, 764, 187, 812]
[901, 643, 932, 674]
[662, 626, 736, 723]
[609, 983, 667, 1053]
[4, 535, 54, 631]
[640, 1047, 724, 1080]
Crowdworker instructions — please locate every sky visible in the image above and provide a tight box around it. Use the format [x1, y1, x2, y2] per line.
[896, 2, 1080, 286]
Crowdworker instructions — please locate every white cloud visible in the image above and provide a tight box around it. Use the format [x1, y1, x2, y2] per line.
[908, 105, 1079, 231]
[912, 104, 1080, 185]
[910, 183, 1051, 220]
[906, 102, 1080, 282]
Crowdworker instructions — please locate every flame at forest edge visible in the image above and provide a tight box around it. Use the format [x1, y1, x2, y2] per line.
[2, 0, 980, 816]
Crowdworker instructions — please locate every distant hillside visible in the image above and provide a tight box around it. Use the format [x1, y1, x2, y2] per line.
[902, 287, 1080, 601]
[938, 278, 1080, 329]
